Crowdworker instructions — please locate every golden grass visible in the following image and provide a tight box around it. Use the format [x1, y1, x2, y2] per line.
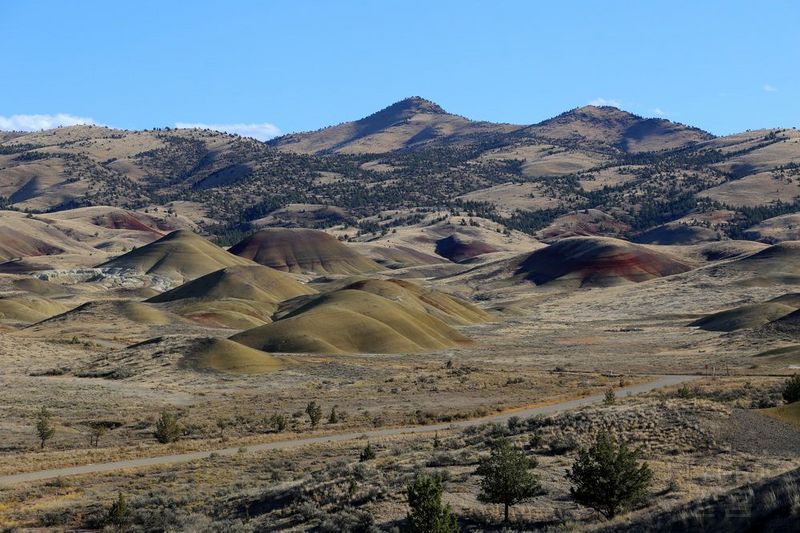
[760, 402, 800, 427]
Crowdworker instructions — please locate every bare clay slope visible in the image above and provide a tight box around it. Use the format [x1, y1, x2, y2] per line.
[231, 278, 489, 354]
[99, 230, 256, 283]
[229, 228, 381, 275]
[231, 290, 470, 354]
[515, 236, 693, 288]
[146, 264, 317, 329]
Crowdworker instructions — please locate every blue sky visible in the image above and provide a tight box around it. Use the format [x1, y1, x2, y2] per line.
[1, 1, 797, 138]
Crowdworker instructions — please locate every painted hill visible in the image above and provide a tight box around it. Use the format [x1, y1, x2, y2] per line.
[23, 299, 196, 344]
[98, 230, 255, 282]
[82, 335, 284, 377]
[148, 264, 315, 304]
[231, 288, 473, 354]
[228, 228, 381, 275]
[146, 264, 317, 329]
[634, 222, 720, 245]
[515, 237, 693, 287]
[718, 241, 800, 282]
[435, 234, 499, 262]
[340, 278, 492, 325]
[689, 298, 800, 332]
[0, 211, 94, 260]
[269, 96, 519, 154]
[0, 295, 70, 325]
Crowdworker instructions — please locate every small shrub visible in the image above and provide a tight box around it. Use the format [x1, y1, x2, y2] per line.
[306, 401, 322, 428]
[269, 413, 288, 432]
[548, 435, 578, 455]
[782, 374, 800, 404]
[154, 412, 181, 444]
[506, 416, 523, 431]
[603, 388, 616, 405]
[360, 442, 376, 462]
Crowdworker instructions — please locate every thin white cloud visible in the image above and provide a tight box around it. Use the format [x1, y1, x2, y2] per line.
[653, 107, 666, 116]
[175, 122, 281, 141]
[763, 84, 778, 92]
[588, 97, 622, 108]
[0, 113, 100, 131]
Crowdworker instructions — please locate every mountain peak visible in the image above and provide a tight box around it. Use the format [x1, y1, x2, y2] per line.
[571, 105, 639, 119]
[371, 96, 448, 118]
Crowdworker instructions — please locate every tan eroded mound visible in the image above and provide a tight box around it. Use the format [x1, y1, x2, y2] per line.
[148, 265, 316, 304]
[11, 278, 70, 297]
[146, 265, 317, 329]
[23, 299, 193, 344]
[340, 278, 492, 325]
[435, 234, 498, 262]
[761, 309, 800, 336]
[0, 295, 70, 324]
[98, 230, 255, 282]
[180, 337, 283, 374]
[173, 300, 274, 330]
[229, 228, 381, 275]
[515, 237, 693, 288]
[689, 302, 799, 332]
[634, 223, 720, 245]
[38, 300, 179, 326]
[0, 211, 94, 260]
[231, 289, 471, 354]
[82, 335, 284, 377]
[737, 242, 800, 273]
[354, 244, 448, 270]
[753, 345, 800, 366]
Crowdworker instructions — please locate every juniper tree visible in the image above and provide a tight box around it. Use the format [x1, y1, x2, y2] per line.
[566, 430, 652, 519]
[406, 473, 459, 533]
[35, 406, 55, 449]
[106, 492, 130, 528]
[476, 437, 541, 523]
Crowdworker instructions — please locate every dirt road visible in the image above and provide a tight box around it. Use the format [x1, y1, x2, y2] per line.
[0, 374, 698, 486]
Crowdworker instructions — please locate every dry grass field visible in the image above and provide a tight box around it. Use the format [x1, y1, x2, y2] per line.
[0, 223, 799, 530]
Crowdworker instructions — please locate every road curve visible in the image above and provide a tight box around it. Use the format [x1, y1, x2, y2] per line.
[0, 374, 698, 486]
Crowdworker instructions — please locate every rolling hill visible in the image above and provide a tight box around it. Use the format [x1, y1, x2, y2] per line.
[229, 278, 487, 354]
[231, 288, 472, 354]
[98, 230, 256, 282]
[228, 228, 382, 275]
[514, 236, 693, 288]
[269, 96, 519, 154]
[146, 264, 317, 329]
[1, 98, 799, 248]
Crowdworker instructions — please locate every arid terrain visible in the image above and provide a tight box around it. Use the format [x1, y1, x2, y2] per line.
[1, 100, 800, 531]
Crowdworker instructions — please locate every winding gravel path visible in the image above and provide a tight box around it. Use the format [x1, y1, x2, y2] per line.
[0, 374, 698, 486]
